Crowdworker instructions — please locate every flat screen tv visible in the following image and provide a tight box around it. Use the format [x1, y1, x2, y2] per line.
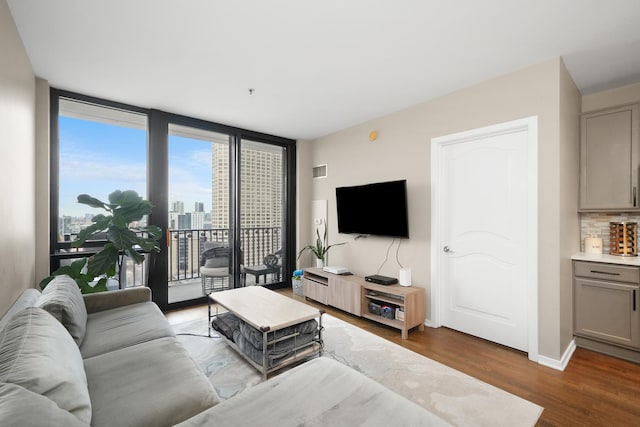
[336, 179, 409, 238]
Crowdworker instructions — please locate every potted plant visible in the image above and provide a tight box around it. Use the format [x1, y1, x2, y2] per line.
[40, 190, 163, 293]
[297, 220, 345, 268]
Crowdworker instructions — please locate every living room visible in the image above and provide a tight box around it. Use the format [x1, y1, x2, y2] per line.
[2, 1, 640, 426]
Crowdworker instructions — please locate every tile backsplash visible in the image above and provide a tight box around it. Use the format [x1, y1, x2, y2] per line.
[580, 213, 640, 253]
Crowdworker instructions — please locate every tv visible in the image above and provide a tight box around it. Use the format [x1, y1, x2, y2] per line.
[335, 179, 409, 238]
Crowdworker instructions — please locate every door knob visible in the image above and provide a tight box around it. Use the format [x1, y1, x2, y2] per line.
[443, 246, 451, 253]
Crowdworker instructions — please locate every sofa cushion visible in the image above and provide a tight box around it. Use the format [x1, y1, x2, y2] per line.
[84, 337, 218, 427]
[36, 275, 87, 346]
[80, 301, 175, 358]
[0, 382, 89, 427]
[175, 357, 450, 427]
[0, 307, 92, 424]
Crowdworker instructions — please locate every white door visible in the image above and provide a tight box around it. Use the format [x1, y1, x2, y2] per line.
[431, 118, 537, 356]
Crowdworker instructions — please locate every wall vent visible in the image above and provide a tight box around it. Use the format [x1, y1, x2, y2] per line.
[312, 164, 327, 179]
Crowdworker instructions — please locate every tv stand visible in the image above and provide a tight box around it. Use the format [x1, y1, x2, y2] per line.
[302, 268, 425, 339]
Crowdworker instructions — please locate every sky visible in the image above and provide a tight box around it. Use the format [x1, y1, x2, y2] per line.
[59, 116, 213, 218]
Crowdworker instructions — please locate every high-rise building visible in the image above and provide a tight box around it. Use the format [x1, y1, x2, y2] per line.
[168, 212, 180, 230]
[211, 143, 229, 230]
[194, 202, 204, 212]
[178, 214, 191, 230]
[190, 211, 204, 230]
[210, 142, 282, 230]
[172, 201, 184, 215]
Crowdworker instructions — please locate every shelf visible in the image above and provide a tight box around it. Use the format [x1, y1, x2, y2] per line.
[303, 271, 328, 286]
[362, 313, 403, 329]
[364, 292, 405, 307]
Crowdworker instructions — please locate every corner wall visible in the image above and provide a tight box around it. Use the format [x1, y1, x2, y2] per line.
[558, 60, 581, 357]
[299, 58, 577, 361]
[0, 0, 36, 317]
[35, 78, 50, 283]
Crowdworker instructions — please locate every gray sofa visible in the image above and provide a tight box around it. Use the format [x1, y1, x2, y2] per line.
[0, 276, 449, 426]
[0, 276, 217, 427]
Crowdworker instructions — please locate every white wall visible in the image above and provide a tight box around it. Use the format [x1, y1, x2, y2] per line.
[0, 0, 36, 317]
[298, 58, 581, 361]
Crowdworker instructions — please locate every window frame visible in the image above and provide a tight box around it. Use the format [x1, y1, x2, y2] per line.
[49, 89, 297, 311]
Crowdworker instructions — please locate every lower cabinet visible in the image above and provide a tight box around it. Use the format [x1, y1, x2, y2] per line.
[574, 278, 639, 348]
[302, 267, 425, 339]
[328, 277, 361, 315]
[302, 269, 360, 316]
[573, 261, 640, 351]
[302, 276, 328, 305]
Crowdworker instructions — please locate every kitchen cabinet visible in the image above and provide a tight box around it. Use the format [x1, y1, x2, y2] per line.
[579, 103, 639, 211]
[573, 261, 640, 349]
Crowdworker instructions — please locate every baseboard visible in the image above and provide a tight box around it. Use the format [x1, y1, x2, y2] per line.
[421, 320, 577, 371]
[423, 319, 438, 328]
[575, 336, 640, 363]
[537, 339, 576, 371]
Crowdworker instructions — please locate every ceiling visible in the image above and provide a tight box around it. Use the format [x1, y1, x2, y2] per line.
[7, 0, 640, 140]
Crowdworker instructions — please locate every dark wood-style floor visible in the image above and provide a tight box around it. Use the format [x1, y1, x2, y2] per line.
[165, 290, 640, 427]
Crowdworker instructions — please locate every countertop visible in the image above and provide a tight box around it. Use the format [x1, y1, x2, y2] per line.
[572, 252, 640, 266]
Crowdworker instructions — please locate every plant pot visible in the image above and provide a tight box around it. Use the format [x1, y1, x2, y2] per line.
[315, 258, 324, 268]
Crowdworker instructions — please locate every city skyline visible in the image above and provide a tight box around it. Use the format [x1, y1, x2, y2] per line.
[59, 115, 215, 218]
[58, 109, 284, 242]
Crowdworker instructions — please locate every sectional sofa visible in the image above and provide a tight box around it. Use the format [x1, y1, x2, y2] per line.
[0, 276, 448, 426]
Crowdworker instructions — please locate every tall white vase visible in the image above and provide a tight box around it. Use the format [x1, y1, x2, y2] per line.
[315, 258, 324, 268]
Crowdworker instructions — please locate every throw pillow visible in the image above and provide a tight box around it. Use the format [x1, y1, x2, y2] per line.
[36, 275, 87, 346]
[0, 307, 92, 424]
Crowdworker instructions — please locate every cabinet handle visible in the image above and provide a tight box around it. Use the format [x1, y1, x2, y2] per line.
[589, 270, 620, 276]
[634, 289, 637, 312]
[634, 187, 637, 207]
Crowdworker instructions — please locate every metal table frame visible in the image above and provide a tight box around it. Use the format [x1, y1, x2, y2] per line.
[209, 287, 324, 379]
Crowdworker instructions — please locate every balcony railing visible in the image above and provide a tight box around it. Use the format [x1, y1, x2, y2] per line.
[54, 226, 282, 289]
[168, 227, 282, 283]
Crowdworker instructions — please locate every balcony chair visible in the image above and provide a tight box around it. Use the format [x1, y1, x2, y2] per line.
[200, 242, 246, 336]
[200, 243, 231, 296]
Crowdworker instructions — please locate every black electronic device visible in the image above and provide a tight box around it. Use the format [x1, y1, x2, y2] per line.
[336, 179, 409, 238]
[365, 275, 398, 285]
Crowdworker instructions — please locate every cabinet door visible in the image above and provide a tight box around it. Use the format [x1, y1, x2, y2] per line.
[579, 104, 639, 210]
[574, 278, 639, 348]
[302, 278, 328, 305]
[328, 277, 361, 316]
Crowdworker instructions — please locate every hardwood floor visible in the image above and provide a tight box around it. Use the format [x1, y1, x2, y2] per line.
[165, 290, 640, 427]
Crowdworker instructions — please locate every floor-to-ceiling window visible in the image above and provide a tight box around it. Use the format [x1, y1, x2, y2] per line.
[51, 93, 149, 288]
[50, 90, 296, 310]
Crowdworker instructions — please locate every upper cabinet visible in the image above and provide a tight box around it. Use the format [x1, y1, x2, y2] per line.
[580, 103, 640, 211]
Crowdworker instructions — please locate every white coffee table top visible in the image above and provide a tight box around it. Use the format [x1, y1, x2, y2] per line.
[209, 286, 322, 331]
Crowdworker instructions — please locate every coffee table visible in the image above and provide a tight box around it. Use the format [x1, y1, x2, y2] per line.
[209, 286, 323, 379]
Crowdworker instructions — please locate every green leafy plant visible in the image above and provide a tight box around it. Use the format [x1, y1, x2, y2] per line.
[297, 220, 345, 263]
[40, 190, 163, 293]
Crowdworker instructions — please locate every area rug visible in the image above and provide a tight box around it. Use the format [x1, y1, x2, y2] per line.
[173, 314, 543, 426]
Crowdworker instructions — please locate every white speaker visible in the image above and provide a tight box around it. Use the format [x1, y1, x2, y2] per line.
[399, 268, 411, 286]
